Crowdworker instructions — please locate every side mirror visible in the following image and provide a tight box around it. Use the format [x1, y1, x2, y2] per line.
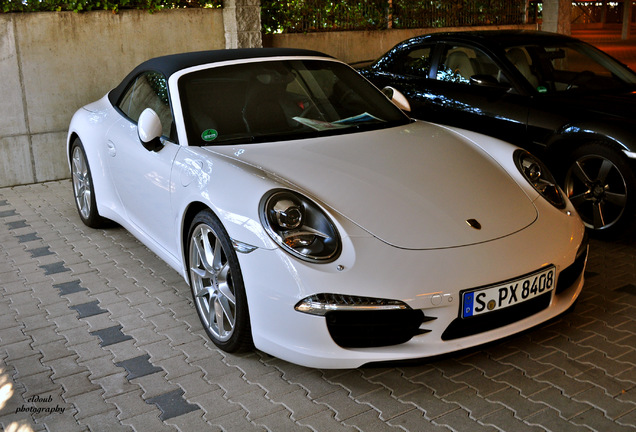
[469, 75, 512, 91]
[382, 86, 411, 112]
[138, 108, 163, 151]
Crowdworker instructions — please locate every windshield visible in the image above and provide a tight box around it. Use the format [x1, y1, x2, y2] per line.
[178, 59, 410, 146]
[504, 41, 636, 94]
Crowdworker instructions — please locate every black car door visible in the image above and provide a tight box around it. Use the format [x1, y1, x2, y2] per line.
[417, 42, 532, 147]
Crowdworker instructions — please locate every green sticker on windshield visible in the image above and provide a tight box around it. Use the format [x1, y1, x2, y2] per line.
[202, 129, 218, 142]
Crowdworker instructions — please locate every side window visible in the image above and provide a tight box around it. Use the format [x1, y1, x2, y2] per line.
[117, 71, 173, 139]
[437, 45, 505, 86]
[506, 47, 540, 90]
[388, 45, 434, 78]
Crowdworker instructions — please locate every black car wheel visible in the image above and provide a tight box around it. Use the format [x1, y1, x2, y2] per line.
[70, 138, 107, 228]
[187, 209, 252, 352]
[563, 143, 636, 238]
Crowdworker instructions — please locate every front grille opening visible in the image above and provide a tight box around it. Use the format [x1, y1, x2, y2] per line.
[325, 309, 434, 348]
[555, 241, 588, 295]
[441, 293, 551, 341]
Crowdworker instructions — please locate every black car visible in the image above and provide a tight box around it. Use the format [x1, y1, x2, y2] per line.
[359, 30, 636, 238]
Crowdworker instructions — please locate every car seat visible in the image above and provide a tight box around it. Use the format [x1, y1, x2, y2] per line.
[506, 48, 539, 88]
[445, 51, 476, 81]
[242, 71, 298, 134]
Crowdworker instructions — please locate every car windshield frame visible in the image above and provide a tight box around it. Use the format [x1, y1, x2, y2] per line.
[501, 40, 636, 95]
[173, 57, 411, 146]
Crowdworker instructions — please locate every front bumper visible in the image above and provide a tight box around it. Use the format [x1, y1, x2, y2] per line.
[238, 201, 587, 369]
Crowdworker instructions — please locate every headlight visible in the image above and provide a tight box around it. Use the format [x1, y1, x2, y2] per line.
[514, 149, 566, 209]
[260, 190, 341, 262]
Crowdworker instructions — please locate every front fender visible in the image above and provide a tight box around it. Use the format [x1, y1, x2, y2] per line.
[549, 119, 636, 156]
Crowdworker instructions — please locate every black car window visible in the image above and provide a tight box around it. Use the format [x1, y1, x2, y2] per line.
[437, 45, 505, 86]
[519, 42, 636, 93]
[388, 45, 434, 78]
[505, 47, 540, 90]
[117, 71, 173, 139]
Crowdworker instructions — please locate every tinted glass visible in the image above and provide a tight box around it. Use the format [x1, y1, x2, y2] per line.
[437, 45, 505, 85]
[117, 71, 173, 138]
[178, 59, 410, 146]
[389, 45, 434, 77]
[507, 41, 636, 93]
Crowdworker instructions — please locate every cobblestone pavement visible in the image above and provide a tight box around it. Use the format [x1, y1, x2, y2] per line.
[1, 180, 635, 431]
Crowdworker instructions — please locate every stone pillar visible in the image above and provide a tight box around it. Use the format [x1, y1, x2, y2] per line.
[223, 0, 262, 49]
[600, 0, 607, 26]
[542, 0, 571, 35]
[622, 0, 633, 40]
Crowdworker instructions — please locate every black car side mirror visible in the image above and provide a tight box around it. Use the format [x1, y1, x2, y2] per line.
[469, 75, 512, 91]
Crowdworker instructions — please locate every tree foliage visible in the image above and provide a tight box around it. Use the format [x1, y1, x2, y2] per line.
[1, 0, 221, 13]
[261, 0, 527, 34]
[262, 0, 389, 34]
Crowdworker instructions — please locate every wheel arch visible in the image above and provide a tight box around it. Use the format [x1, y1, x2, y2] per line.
[180, 201, 214, 280]
[544, 131, 629, 172]
[67, 132, 83, 170]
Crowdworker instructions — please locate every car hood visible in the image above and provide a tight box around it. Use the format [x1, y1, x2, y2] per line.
[208, 122, 537, 249]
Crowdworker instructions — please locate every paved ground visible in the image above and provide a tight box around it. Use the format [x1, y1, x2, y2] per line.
[573, 24, 636, 70]
[0, 175, 635, 432]
[1, 26, 636, 432]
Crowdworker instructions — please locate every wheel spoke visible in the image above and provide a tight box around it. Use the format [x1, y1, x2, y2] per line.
[72, 151, 84, 174]
[568, 191, 591, 207]
[217, 294, 235, 332]
[596, 159, 614, 184]
[193, 229, 215, 276]
[212, 296, 223, 330]
[217, 262, 231, 288]
[190, 266, 208, 280]
[218, 282, 236, 309]
[592, 202, 605, 229]
[571, 160, 594, 186]
[605, 191, 627, 207]
[212, 237, 223, 271]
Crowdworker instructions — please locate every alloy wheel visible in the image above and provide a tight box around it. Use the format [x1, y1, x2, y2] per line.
[189, 223, 237, 342]
[564, 154, 627, 231]
[72, 145, 92, 221]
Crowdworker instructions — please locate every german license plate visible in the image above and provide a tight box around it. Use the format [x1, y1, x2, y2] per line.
[462, 266, 556, 318]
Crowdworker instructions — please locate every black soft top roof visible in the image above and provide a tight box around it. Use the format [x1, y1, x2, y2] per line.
[108, 47, 332, 105]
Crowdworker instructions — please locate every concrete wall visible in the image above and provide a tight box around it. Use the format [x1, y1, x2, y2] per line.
[263, 24, 539, 65]
[0, 4, 536, 188]
[0, 9, 226, 188]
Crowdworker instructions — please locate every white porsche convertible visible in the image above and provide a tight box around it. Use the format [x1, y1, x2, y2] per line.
[68, 48, 588, 368]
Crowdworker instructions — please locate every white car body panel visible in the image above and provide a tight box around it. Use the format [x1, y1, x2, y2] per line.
[206, 121, 539, 249]
[67, 52, 587, 368]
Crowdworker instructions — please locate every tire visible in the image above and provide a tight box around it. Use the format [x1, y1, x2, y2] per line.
[187, 210, 252, 352]
[563, 143, 636, 239]
[70, 138, 107, 228]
